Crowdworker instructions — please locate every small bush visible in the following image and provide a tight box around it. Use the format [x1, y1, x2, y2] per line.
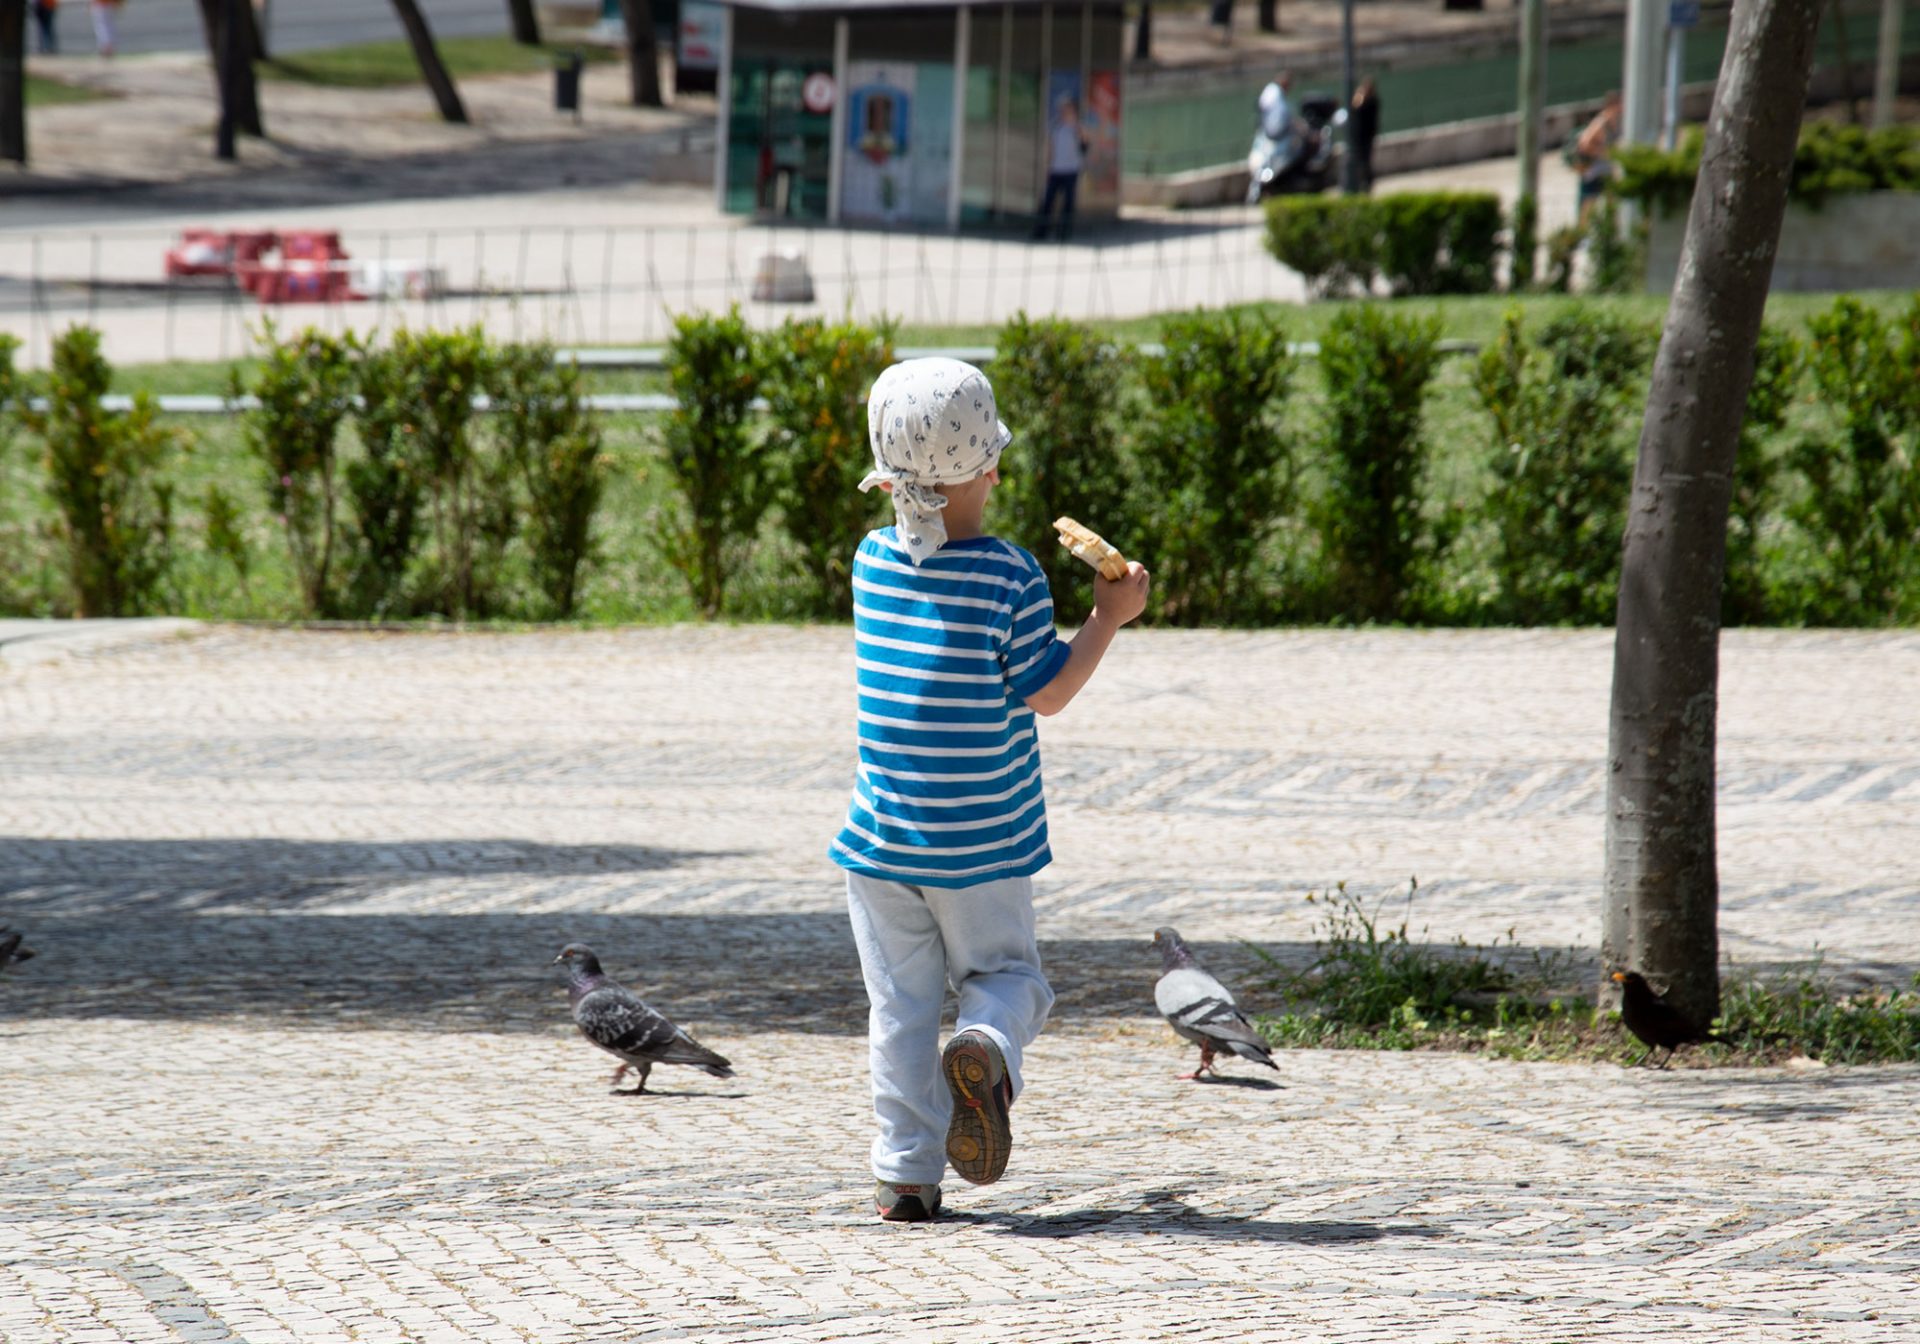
[988, 314, 1133, 620]
[1583, 197, 1642, 295]
[1722, 324, 1799, 626]
[758, 317, 895, 619]
[236, 326, 360, 617]
[658, 308, 770, 619]
[1265, 193, 1504, 299]
[491, 342, 607, 620]
[388, 328, 504, 618]
[1473, 306, 1656, 624]
[20, 327, 178, 617]
[1314, 306, 1445, 621]
[344, 343, 429, 619]
[1132, 309, 1293, 625]
[1263, 196, 1378, 298]
[1782, 295, 1920, 624]
[1615, 121, 1920, 215]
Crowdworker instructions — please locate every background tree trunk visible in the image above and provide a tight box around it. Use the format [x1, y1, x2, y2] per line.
[1602, 0, 1825, 1028]
[1134, 4, 1152, 62]
[1258, 0, 1279, 32]
[506, 0, 541, 45]
[242, 0, 268, 61]
[618, 0, 663, 107]
[1, 0, 25, 166]
[391, 0, 468, 124]
[197, 0, 264, 139]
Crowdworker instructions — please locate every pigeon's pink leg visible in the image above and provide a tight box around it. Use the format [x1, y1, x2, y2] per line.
[1177, 1042, 1216, 1081]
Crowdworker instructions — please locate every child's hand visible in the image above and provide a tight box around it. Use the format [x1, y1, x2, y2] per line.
[1095, 561, 1150, 627]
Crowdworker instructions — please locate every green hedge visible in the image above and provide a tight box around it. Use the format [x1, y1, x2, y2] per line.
[4, 298, 1918, 628]
[1616, 122, 1920, 216]
[1264, 193, 1505, 299]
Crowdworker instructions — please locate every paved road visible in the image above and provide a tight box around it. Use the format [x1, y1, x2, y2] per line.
[47, 0, 511, 60]
[3, 625, 1918, 1342]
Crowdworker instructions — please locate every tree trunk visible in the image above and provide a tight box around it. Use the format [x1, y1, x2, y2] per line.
[242, 0, 268, 61]
[198, 0, 265, 140]
[1134, 4, 1152, 62]
[618, 0, 663, 108]
[392, 0, 468, 124]
[1258, 0, 1279, 32]
[1602, 0, 1825, 1029]
[1, 0, 25, 166]
[507, 0, 541, 45]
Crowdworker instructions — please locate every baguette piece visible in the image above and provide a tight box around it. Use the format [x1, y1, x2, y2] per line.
[1053, 516, 1130, 581]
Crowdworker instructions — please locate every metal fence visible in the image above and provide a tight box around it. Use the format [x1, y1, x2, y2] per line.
[0, 209, 1303, 370]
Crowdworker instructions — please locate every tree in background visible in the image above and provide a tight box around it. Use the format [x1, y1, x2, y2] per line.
[617, 0, 663, 107]
[507, 0, 541, 46]
[2, 0, 27, 165]
[1602, 0, 1827, 1030]
[197, 0, 264, 143]
[391, 0, 468, 124]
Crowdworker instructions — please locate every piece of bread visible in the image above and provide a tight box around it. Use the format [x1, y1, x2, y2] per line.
[1053, 516, 1130, 581]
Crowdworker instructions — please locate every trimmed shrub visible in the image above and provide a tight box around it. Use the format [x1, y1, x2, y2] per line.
[759, 317, 896, 619]
[658, 308, 770, 619]
[1473, 307, 1656, 624]
[1615, 121, 1920, 216]
[236, 327, 360, 617]
[1265, 192, 1504, 299]
[1314, 306, 1445, 622]
[1133, 309, 1295, 625]
[491, 342, 607, 620]
[344, 342, 429, 619]
[391, 328, 503, 618]
[988, 314, 1133, 621]
[1722, 324, 1799, 626]
[1782, 296, 1920, 624]
[20, 327, 178, 617]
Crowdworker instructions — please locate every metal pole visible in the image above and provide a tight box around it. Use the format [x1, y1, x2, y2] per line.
[1874, 0, 1905, 129]
[1518, 0, 1544, 211]
[1663, 24, 1684, 150]
[1621, 0, 1664, 146]
[1339, 0, 1357, 191]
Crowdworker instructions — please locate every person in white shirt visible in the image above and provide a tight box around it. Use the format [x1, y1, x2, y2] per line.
[1256, 70, 1295, 144]
[1033, 97, 1086, 242]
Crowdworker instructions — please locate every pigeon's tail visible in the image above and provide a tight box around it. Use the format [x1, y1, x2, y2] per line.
[661, 1035, 735, 1079]
[1225, 1039, 1280, 1069]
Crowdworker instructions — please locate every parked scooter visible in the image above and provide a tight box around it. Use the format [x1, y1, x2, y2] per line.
[1245, 93, 1345, 203]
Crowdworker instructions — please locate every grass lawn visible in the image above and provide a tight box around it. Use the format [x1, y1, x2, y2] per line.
[24, 74, 112, 108]
[260, 36, 619, 90]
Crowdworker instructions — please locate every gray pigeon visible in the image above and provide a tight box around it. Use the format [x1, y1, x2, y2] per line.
[1152, 927, 1278, 1080]
[553, 943, 734, 1094]
[0, 929, 34, 973]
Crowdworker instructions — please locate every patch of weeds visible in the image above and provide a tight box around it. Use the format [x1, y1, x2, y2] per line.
[1713, 961, 1920, 1065]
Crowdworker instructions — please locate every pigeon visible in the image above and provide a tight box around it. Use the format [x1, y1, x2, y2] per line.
[553, 943, 734, 1094]
[1152, 927, 1278, 1080]
[1612, 970, 1713, 1069]
[0, 928, 34, 973]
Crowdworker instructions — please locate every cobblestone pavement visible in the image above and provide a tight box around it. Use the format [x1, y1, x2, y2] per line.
[4, 626, 1919, 1342]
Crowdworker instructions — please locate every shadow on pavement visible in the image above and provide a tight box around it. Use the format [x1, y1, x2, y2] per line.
[954, 1191, 1437, 1243]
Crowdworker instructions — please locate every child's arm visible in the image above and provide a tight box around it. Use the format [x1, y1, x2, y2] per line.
[1024, 562, 1150, 717]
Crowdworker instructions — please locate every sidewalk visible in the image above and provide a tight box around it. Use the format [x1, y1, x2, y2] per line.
[2, 625, 1917, 1341]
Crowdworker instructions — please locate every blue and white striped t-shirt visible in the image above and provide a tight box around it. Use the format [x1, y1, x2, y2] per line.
[830, 528, 1073, 888]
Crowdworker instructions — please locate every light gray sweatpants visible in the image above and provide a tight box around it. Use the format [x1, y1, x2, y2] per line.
[845, 871, 1055, 1185]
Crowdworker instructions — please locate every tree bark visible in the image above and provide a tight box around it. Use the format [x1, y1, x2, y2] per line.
[392, 0, 468, 124]
[618, 0, 663, 108]
[1602, 0, 1825, 1029]
[1, 0, 24, 166]
[241, 0, 268, 61]
[507, 0, 541, 46]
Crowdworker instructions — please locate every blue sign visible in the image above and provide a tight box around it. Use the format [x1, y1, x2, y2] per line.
[1669, 0, 1700, 28]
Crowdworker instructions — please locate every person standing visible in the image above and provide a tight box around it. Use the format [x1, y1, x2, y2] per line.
[1347, 77, 1381, 193]
[1573, 90, 1623, 225]
[31, 0, 60, 55]
[90, 0, 120, 58]
[1033, 96, 1086, 242]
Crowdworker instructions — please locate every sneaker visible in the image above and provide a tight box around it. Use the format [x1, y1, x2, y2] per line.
[875, 1180, 942, 1222]
[942, 1029, 1013, 1186]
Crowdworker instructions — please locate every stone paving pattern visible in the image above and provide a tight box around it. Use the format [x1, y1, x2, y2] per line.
[4, 626, 1918, 1342]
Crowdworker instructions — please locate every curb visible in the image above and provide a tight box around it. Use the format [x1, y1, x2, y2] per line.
[0, 618, 203, 668]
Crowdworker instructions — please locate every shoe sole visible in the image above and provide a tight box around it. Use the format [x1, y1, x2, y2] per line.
[942, 1036, 1010, 1185]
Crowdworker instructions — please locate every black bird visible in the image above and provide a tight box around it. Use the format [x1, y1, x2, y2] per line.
[0, 928, 35, 973]
[1612, 970, 1712, 1068]
[553, 943, 734, 1094]
[1152, 927, 1279, 1080]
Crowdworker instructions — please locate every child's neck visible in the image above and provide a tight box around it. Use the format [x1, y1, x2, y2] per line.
[943, 507, 986, 542]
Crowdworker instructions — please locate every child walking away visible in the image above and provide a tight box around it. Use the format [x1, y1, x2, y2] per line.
[831, 357, 1150, 1222]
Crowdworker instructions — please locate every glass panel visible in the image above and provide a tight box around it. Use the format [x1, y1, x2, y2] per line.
[725, 13, 836, 219]
[1081, 8, 1123, 212]
[961, 9, 1003, 224]
[1000, 9, 1044, 219]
